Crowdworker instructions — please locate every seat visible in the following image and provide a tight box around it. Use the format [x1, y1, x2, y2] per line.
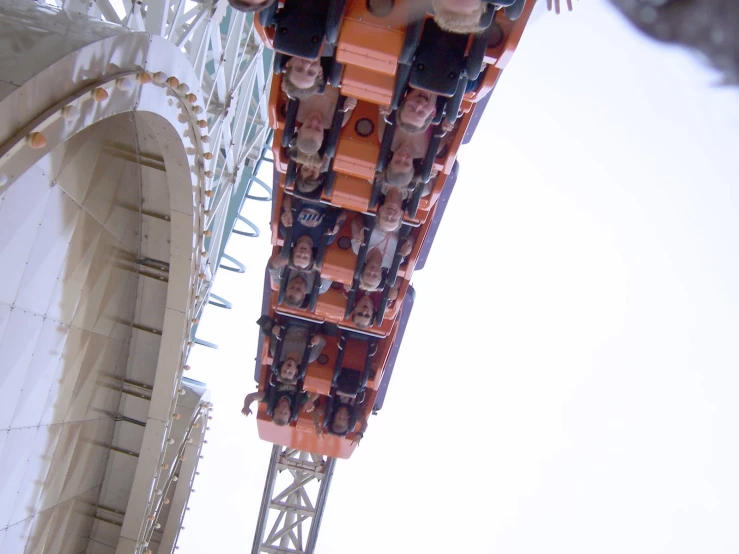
[344, 220, 415, 326]
[266, 318, 321, 385]
[332, 0, 428, 106]
[273, 53, 344, 90]
[282, 94, 347, 161]
[259, 0, 346, 60]
[321, 332, 377, 436]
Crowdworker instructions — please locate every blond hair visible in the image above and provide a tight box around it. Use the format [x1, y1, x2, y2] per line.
[291, 149, 324, 168]
[386, 165, 414, 187]
[282, 66, 325, 100]
[296, 130, 322, 155]
[431, 0, 486, 34]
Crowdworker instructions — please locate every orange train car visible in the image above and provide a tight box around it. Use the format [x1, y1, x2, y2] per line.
[248, 0, 537, 458]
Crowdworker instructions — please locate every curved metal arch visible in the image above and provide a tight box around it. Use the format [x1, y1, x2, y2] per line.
[192, 337, 219, 350]
[233, 214, 260, 238]
[219, 253, 246, 273]
[208, 294, 233, 309]
[245, 174, 273, 201]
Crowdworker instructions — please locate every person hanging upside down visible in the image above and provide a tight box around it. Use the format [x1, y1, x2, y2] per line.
[351, 214, 414, 291]
[242, 386, 320, 426]
[292, 89, 356, 159]
[269, 322, 327, 384]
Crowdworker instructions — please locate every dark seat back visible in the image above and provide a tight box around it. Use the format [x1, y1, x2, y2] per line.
[273, 0, 330, 60]
[409, 20, 468, 98]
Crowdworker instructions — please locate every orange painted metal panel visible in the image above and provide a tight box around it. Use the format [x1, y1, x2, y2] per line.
[333, 101, 382, 180]
[257, 410, 358, 459]
[340, 66, 395, 106]
[322, 243, 357, 285]
[336, 20, 402, 75]
[304, 359, 334, 396]
[268, 75, 287, 130]
[335, 0, 412, 76]
[329, 173, 372, 213]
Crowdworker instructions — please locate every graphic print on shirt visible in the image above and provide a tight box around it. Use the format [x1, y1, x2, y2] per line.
[297, 207, 325, 228]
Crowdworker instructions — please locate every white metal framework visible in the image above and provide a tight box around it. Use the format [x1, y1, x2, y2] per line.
[28, 1, 273, 552]
[41, 0, 273, 324]
[252, 447, 337, 554]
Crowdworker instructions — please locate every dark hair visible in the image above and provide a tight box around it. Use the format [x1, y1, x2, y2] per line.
[610, 0, 739, 84]
[271, 396, 292, 426]
[227, 0, 277, 13]
[329, 404, 352, 435]
[284, 275, 308, 308]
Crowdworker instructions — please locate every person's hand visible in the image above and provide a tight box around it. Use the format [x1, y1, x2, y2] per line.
[280, 209, 293, 228]
[310, 335, 322, 346]
[378, 106, 391, 117]
[441, 119, 455, 133]
[429, 166, 439, 179]
[352, 225, 366, 245]
[315, 424, 324, 437]
[241, 404, 252, 417]
[387, 285, 399, 301]
[547, 0, 574, 14]
[351, 433, 364, 446]
[344, 97, 357, 111]
[304, 399, 315, 413]
[272, 325, 282, 338]
[400, 239, 413, 257]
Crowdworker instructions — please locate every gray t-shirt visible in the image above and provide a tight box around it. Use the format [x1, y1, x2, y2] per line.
[268, 266, 332, 294]
[272, 325, 326, 364]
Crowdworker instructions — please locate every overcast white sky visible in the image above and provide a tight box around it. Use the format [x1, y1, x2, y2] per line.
[179, 1, 739, 553]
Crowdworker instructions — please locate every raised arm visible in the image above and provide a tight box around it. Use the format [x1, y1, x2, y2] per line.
[352, 413, 369, 445]
[312, 402, 325, 435]
[351, 214, 368, 254]
[341, 97, 357, 127]
[304, 391, 320, 413]
[242, 390, 266, 417]
[400, 234, 415, 258]
[308, 334, 327, 362]
[280, 195, 294, 228]
[377, 106, 391, 141]
[438, 118, 458, 154]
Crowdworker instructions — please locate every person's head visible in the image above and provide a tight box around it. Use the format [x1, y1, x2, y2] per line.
[283, 57, 325, 99]
[296, 164, 324, 194]
[360, 254, 384, 291]
[431, 0, 486, 34]
[330, 404, 352, 434]
[386, 145, 415, 187]
[377, 187, 403, 232]
[291, 235, 315, 269]
[296, 113, 324, 155]
[397, 89, 437, 133]
[285, 275, 308, 307]
[352, 294, 376, 328]
[279, 357, 299, 382]
[273, 396, 292, 426]
[227, 0, 277, 13]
